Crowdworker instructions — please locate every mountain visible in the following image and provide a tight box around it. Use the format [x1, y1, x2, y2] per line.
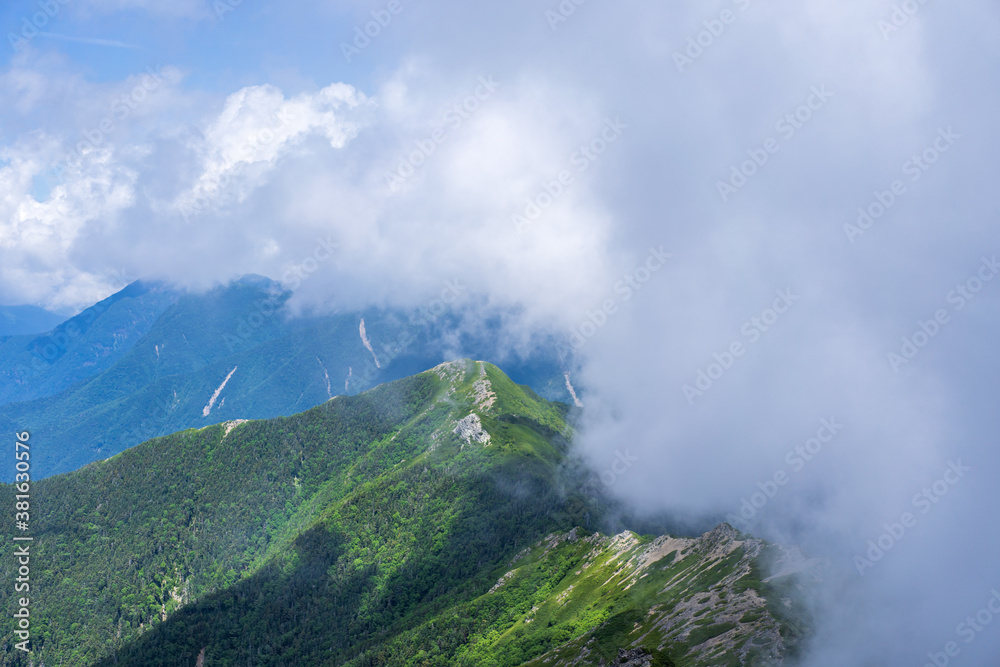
[0, 277, 575, 479]
[0, 306, 67, 337]
[0, 281, 182, 406]
[0, 361, 810, 666]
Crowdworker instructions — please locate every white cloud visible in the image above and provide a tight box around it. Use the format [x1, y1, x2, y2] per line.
[0, 139, 137, 310]
[174, 82, 372, 221]
[37, 32, 140, 48]
[2, 2, 1000, 662]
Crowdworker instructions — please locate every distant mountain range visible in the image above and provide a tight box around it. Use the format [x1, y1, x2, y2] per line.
[0, 280, 182, 407]
[0, 305, 68, 337]
[0, 360, 811, 666]
[0, 277, 576, 478]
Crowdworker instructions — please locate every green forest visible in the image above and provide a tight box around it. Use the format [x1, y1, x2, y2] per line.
[1, 360, 806, 666]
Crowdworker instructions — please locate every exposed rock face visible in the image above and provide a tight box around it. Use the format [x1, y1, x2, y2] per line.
[473, 361, 496, 411]
[223, 419, 248, 437]
[203, 365, 237, 417]
[517, 523, 803, 667]
[453, 412, 491, 446]
[609, 647, 652, 666]
[359, 318, 381, 368]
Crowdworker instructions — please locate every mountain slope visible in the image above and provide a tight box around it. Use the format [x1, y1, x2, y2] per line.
[0, 361, 807, 666]
[0, 281, 181, 406]
[0, 278, 574, 479]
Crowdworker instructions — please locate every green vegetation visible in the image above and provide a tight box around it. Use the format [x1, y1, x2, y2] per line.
[0, 361, 804, 666]
[0, 278, 573, 479]
[687, 622, 738, 647]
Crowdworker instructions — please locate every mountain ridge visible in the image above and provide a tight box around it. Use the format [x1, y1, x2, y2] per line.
[0, 277, 575, 479]
[0, 360, 809, 666]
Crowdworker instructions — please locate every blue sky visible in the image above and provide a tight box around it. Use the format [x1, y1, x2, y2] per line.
[2, 1, 1000, 664]
[1, 1, 389, 116]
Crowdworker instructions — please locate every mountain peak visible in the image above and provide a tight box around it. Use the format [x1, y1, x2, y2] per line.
[231, 273, 285, 290]
[419, 359, 570, 452]
[4, 360, 807, 666]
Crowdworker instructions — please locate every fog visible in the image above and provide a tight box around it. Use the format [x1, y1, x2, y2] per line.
[2, 0, 999, 662]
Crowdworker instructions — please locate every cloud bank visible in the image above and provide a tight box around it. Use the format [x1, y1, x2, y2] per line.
[2, 0, 999, 663]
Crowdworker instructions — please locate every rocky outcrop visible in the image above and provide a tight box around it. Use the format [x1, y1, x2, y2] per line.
[473, 362, 496, 411]
[516, 523, 804, 667]
[359, 318, 380, 368]
[453, 412, 491, 446]
[608, 647, 654, 666]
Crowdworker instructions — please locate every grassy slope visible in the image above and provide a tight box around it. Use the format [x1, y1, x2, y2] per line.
[0, 361, 805, 666]
[0, 361, 566, 664]
[1, 279, 574, 480]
